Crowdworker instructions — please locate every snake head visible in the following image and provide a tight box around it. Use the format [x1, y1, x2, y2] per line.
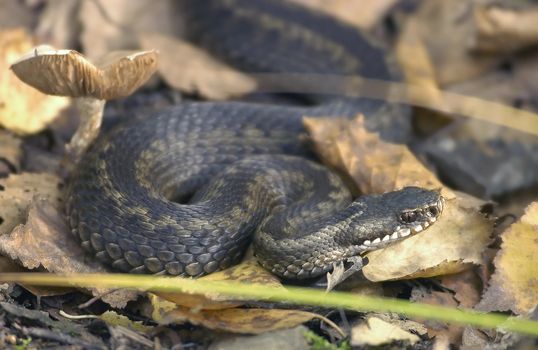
[346, 187, 444, 252]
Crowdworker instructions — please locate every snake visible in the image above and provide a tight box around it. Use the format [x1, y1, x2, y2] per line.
[66, 0, 444, 280]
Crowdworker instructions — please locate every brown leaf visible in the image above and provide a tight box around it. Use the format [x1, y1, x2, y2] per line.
[0, 197, 100, 272]
[476, 202, 538, 315]
[439, 269, 482, 309]
[0, 29, 70, 134]
[304, 115, 493, 281]
[304, 115, 452, 197]
[139, 33, 257, 100]
[161, 307, 323, 334]
[0, 194, 137, 308]
[290, 0, 398, 30]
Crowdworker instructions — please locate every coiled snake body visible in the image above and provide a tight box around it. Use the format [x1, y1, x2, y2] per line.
[66, 0, 443, 279]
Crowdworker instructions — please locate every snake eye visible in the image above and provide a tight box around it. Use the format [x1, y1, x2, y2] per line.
[400, 211, 417, 223]
[428, 207, 438, 217]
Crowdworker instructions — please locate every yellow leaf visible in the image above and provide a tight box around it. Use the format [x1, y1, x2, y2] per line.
[478, 202, 538, 315]
[100, 310, 153, 334]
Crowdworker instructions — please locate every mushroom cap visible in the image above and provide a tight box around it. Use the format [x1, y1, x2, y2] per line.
[10, 46, 158, 100]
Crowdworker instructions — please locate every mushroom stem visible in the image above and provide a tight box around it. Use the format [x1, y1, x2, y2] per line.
[66, 97, 105, 160]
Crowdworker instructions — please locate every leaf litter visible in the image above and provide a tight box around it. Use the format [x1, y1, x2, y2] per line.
[0, 0, 537, 348]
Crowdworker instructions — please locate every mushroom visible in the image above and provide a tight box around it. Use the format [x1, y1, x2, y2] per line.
[10, 45, 158, 161]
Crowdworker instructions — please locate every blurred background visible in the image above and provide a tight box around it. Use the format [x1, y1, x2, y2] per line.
[1, 0, 538, 209]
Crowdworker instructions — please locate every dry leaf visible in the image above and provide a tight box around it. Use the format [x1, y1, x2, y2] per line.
[304, 115, 493, 281]
[99, 311, 153, 334]
[0, 173, 62, 236]
[158, 255, 284, 310]
[0, 29, 69, 134]
[290, 0, 397, 30]
[161, 307, 322, 334]
[0, 196, 137, 308]
[476, 202, 538, 315]
[351, 316, 420, 346]
[304, 115, 453, 197]
[472, 6, 538, 53]
[139, 33, 257, 100]
[0, 174, 71, 296]
[0, 197, 98, 272]
[148, 293, 179, 322]
[439, 269, 482, 309]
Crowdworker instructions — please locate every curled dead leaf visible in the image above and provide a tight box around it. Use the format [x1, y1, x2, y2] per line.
[304, 115, 453, 198]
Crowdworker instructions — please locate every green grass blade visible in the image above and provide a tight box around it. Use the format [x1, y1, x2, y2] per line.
[1, 272, 536, 337]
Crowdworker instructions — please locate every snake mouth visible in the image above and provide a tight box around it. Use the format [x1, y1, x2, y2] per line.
[357, 196, 444, 251]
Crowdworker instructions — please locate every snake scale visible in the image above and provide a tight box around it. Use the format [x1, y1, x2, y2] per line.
[66, 0, 444, 279]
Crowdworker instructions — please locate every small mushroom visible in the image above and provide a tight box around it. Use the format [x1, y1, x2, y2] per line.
[10, 45, 158, 161]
